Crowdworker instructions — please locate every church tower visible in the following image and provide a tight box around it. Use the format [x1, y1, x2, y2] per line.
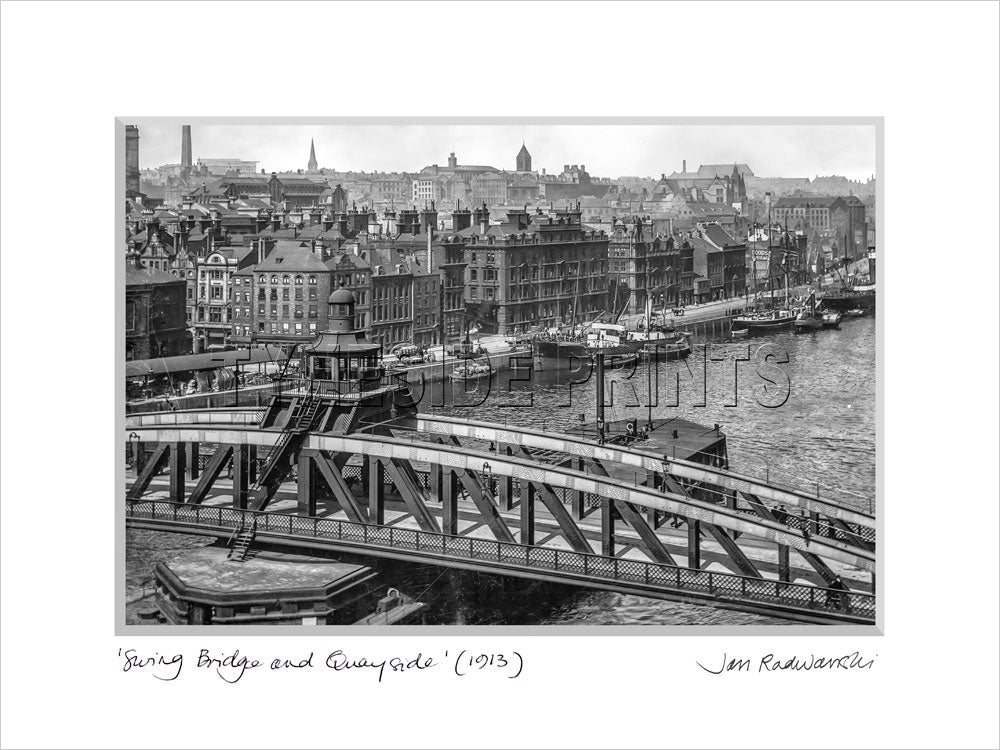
[308, 138, 318, 172]
[516, 142, 531, 172]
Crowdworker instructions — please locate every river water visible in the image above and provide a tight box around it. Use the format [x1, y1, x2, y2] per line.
[126, 317, 875, 625]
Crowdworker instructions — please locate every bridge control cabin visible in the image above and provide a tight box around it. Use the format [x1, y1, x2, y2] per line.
[259, 286, 415, 435]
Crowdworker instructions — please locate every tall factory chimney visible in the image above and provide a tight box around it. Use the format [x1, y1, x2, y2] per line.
[181, 125, 192, 181]
[125, 125, 140, 196]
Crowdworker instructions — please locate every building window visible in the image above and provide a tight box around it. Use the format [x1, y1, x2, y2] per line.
[295, 276, 303, 285]
[295, 323, 303, 334]
[282, 323, 290, 333]
[282, 304, 289, 318]
[282, 275, 290, 284]
[308, 275, 317, 285]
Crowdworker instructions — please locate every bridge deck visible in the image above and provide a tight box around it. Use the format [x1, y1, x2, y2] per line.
[127, 499, 874, 624]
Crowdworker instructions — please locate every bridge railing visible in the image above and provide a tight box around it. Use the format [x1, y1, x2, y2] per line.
[126, 500, 875, 622]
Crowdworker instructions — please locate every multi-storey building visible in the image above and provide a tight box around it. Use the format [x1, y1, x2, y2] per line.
[448, 204, 609, 335]
[770, 195, 867, 258]
[607, 215, 661, 315]
[700, 224, 747, 300]
[192, 245, 259, 351]
[232, 242, 334, 350]
[195, 158, 260, 176]
[125, 252, 190, 360]
[412, 177, 441, 205]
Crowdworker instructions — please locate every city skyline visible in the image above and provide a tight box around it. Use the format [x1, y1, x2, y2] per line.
[132, 122, 877, 181]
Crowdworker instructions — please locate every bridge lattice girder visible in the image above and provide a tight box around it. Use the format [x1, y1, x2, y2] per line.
[125, 422, 874, 573]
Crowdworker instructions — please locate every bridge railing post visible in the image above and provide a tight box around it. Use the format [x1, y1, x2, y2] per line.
[389, 527, 394, 547]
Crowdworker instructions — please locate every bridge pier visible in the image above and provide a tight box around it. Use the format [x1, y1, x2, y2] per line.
[188, 442, 200, 480]
[687, 520, 701, 568]
[441, 466, 458, 535]
[520, 484, 536, 545]
[297, 451, 316, 516]
[777, 544, 791, 582]
[600, 498, 616, 557]
[169, 442, 186, 502]
[499, 450, 514, 511]
[232, 443, 250, 509]
[368, 458, 385, 525]
[574, 458, 587, 519]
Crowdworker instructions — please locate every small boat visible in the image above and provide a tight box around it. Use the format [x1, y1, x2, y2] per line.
[732, 308, 797, 332]
[451, 362, 492, 382]
[639, 334, 692, 361]
[845, 308, 866, 318]
[794, 310, 824, 332]
[820, 310, 843, 328]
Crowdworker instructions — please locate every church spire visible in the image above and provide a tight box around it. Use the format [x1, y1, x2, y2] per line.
[308, 138, 318, 172]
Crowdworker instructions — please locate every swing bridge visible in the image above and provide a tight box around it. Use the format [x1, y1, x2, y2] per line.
[125, 288, 876, 625]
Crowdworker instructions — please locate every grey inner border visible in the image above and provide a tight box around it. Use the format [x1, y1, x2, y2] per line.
[115, 116, 883, 637]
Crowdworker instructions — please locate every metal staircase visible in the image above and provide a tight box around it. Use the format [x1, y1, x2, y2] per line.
[228, 393, 322, 559]
[226, 520, 257, 562]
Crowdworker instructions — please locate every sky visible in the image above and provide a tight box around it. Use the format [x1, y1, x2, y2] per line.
[132, 122, 876, 181]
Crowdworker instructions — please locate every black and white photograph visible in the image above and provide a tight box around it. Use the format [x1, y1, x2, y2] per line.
[122, 120, 878, 628]
[2, 2, 998, 749]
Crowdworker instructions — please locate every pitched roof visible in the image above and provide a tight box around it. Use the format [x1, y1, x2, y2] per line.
[702, 224, 739, 248]
[773, 195, 843, 208]
[697, 163, 754, 177]
[252, 242, 329, 272]
[125, 259, 183, 287]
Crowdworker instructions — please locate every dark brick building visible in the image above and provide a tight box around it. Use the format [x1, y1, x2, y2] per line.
[125, 252, 190, 360]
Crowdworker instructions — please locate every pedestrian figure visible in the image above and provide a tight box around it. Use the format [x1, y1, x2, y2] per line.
[773, 504, 788, 526]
